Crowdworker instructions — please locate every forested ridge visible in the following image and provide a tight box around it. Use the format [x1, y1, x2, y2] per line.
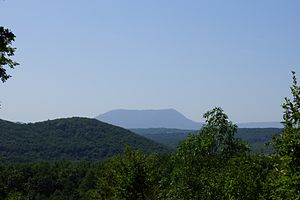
[0, 117, 169, 163]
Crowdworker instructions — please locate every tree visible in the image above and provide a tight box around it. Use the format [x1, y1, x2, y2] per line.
[201, 107, 249, 157]
[275, 71, 300, 170]
[0, 26, 18, 83]
[166, 107, 249, 199]
[176, 107, 249, 161]
[265, 71, 300, 199]
[270, 71, 300, 172]
[95, 147, 165, 200]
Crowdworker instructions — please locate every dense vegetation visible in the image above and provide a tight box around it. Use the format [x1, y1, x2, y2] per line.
[0, 117, 169, 163]
[0, 107, 295, 200]
[0, 72, 299, 199]
[132, 128, 281, 153]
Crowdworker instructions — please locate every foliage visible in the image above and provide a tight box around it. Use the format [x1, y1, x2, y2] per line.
[266, 71, 300, 199]
[165, 107, 249, 199]
[0, 150, 173, 200]
[273, 71, 300, 170]
[93, 147, 171, 200]
[0, 27, 19, 83]
[175, 107, 249, 160]
[223, 154, 272, 200]
[0, 161, 99, 199]
[0, 153, 274, 200]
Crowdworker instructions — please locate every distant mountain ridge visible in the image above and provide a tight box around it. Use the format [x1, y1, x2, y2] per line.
[237, 122, 283, 128]
[96, 109, 203, 130]
[131, 128, 282, 153]
[96, 109, 282, 129]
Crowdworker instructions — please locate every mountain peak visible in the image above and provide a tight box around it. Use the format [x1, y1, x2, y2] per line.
[96, 109, 203, 130]
[108, 108, 178, 112]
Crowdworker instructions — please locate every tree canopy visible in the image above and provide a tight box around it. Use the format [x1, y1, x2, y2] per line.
[0, 26, 18, 83]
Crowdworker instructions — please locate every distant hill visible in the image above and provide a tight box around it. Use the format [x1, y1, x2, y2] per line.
[0, 118, 169, 163]
[131, 128, 192, 150]
[131, 128, 282, 153]
[96, 109, 203, 129]
[237, 122, 283, 128]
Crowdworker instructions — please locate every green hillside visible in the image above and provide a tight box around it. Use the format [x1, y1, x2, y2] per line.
[0, 117, 169, 163]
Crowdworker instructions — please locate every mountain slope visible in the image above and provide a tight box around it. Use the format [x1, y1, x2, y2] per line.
[96, 109, 203, 129]
[0, 117, 169, 163]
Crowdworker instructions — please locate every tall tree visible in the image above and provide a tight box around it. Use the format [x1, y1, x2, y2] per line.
[272, 71, 300, 171]
[166, 107, 249, 199]
[266, 71, 300, 199]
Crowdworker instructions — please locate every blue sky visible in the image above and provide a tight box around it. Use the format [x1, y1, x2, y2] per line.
[0, 0, 299, 123]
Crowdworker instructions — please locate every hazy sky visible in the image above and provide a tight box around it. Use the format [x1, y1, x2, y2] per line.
[1, 0, 299, 123]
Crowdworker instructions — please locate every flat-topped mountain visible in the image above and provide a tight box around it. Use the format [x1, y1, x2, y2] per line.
[0, 117, 169, 163]
[96, 109, 203, 129]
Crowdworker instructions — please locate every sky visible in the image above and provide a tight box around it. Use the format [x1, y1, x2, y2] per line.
[0, 0, 300, 123]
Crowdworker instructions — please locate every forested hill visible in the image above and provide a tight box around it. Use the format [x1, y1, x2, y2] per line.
[0, 117, 169, 163]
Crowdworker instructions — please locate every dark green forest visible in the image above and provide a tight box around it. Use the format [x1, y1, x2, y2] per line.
[0, 117, 280, 164]
[0, 117, 169, 163]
